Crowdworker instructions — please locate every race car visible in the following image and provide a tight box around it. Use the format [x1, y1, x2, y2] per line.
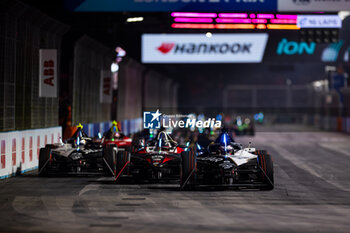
[180, 131, 274, 190]
[38, 124, 114, 176]
[111, 129, 185, 182]
[232, 116, 255, 136]
[95, 121, 132, 151]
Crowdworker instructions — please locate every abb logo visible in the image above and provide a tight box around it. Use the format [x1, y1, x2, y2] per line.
[157, 43, 175, 54]
[43, 60, 55, 86]
[39, 49, 57, 97]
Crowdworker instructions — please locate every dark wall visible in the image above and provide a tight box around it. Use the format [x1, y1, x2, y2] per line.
[0, 0, 68, 131]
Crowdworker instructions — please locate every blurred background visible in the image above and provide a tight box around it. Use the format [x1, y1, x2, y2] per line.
[0, 0, 349, 136]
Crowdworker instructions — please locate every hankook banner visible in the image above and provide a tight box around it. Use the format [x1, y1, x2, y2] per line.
[142, 34, 269, 64]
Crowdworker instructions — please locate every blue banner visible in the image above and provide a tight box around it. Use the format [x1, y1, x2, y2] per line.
[66, 0, 277, 12]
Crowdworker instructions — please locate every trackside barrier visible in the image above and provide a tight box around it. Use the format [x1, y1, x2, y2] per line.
[82, 118, 143, 138]
[0, 127, 62, 179]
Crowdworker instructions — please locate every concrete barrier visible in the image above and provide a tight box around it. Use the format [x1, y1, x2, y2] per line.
[0, 127, 62, 179]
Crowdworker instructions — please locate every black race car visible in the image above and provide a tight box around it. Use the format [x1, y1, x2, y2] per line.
[110, 129, 185, 182]
[180, 132, 274, 190]
[38, 125, 115, 176]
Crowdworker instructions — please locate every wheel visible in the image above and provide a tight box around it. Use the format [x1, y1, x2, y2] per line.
[255, 150, 274, 190]
[114, 149, 130, 182]
[38, 148, 50, 177]
[180, 148, 197, 190]
[103, 144, 117, 176]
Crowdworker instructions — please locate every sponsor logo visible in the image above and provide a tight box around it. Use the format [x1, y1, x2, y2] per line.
[321, 40, 343, 62]
[157, 43, 175, 54]
[277, 38, 316, 55]
[142, 34, 268, 63]
[297, 15, 342, 28]
[156, 42, 253, 55]
[143, 109, 222, 129]
[144, 109, 162, 129]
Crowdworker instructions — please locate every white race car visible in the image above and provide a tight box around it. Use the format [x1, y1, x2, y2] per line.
[180, 132, 274, 190]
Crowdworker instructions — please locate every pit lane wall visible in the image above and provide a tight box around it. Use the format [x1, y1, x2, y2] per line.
[0, 0, 69, 132]
[0, 127, 61, 179]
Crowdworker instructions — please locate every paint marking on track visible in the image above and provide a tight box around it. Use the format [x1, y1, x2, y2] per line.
[270, 144, 350, 192]
[78, 177, 104, 196]
[318, 143, 350, 158]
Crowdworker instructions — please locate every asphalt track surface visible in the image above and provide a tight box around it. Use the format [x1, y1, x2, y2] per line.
[1, 129, 350, 233]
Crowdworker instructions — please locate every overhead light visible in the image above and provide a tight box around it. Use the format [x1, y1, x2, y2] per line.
[126, 17, 144, 23]
[111, 63, 119, 73]
[205, 32, 212, 38]
[115, 47, 126, 57]
[338, 11, 350, 21]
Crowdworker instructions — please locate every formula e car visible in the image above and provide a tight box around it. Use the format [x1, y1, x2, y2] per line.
[95, 121, 132, 151]
[232, 116, 255, 136]
[110, 129, 185, 182]
[180, 132, 273, 190]
[38, 125, 114, 176]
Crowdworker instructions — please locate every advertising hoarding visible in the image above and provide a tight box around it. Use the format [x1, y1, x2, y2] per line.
[39, 49, 57, 98]
[142, 33, 269, 64]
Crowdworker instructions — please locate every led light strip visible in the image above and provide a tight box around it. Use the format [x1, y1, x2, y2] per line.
[171, 12, 217, 18]
[267, 24, 300, 30]
[170, 12, 308, 30]
[174, 18, 213, 23]
[172, 23, 256, 29]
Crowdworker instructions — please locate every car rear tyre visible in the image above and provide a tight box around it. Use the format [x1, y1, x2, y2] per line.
[180, 148, 197, 190]
[116, 150, 130, 179]
[255, 150, 274, 190]
[103, 144, 117, 176]
[38, 148, 50, 177]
